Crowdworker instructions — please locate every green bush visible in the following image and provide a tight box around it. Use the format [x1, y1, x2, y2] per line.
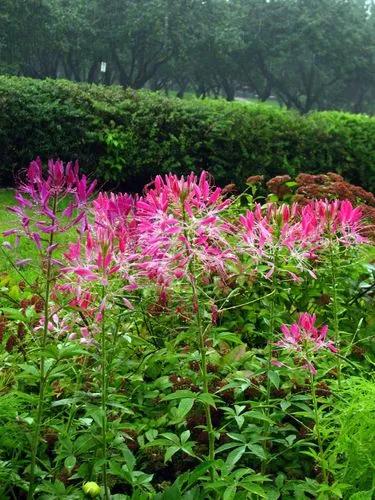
[0, 75, 375, 191]
[328, 377, 375, 497]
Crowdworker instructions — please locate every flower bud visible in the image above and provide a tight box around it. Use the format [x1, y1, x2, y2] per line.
[83, 482, 101, 497]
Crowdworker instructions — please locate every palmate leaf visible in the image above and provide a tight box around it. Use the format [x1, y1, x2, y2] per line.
[164, 445, 180, 463]
[223, 483, 237, 500]
[163, 390, 197, 401]
[226, 445, 246, 468]
[248, 444, 267, 460]
[241, 482, 268, 498]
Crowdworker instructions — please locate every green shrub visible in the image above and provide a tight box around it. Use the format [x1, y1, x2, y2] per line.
[0, 76, 374, 191]
[328, 377, 375, 497]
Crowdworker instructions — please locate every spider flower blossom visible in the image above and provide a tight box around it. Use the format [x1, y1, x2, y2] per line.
[61, 193, 139, 330]
[277, 313, 337, 374]
[239, 203, 320, 280]
[4, 158, 96, 249]
[136, 172, 237, 288]
[303, 199, 366, 246]
[93, 192, 137, 237]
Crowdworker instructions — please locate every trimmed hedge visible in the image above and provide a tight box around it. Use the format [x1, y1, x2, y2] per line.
[0, 75, 374, 191]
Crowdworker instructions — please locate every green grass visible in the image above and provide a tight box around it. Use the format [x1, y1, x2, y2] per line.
[0, 189, 40, 283]
[0, 189, 15, 233]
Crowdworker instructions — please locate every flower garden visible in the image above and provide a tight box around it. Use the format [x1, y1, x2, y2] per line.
[0, 159, 374, 499]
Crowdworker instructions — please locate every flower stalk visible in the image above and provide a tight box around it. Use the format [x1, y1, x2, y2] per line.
[309, 369, 328, 484]
[27, 196, 57, 500]
[328, 240, 342, 387]
[100, 288, 110, 500]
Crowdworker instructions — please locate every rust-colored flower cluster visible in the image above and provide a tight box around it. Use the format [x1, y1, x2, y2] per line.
[266, 175, 292, 197]
[294, 173, 375, 206]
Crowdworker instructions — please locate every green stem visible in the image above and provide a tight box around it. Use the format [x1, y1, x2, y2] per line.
[310, 371, 328, 483]
[262, 251, 278, 473]
[65, 356, 88, 435]
[329, 241, 341, 387]
[28, 198, 57, 499]
[100, 287, 110, 500]
[192, 278, 215, 470]
[181, 200, 215, 475]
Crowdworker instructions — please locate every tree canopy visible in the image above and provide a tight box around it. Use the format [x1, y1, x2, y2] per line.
[1, 0, 374, 113]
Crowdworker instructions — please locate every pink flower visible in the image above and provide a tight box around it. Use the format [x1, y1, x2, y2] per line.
[303, 199, 366, 246]
[60, 192, 139, 316]
[278, 313, 337, 353]
[136, 172, 236, 291]
[4, 158, 95, 250]
[239, 203, 320, 280]
[277, 313, 337, 374]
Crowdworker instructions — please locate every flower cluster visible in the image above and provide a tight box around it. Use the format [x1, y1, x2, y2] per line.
[239, 202, 319, 280]
[5, 158, 96, 253]
[63, 192, 138, 285]
[276, 313, 337, 374]
[239, 198, 366, 281]
[295, 172, 375, 207]
[59, 192, 139, 343]
[266, 172, 375, 240]
[136, 172, 237, 289]
[304, 199, 365, 246]
[4, 161, 369, 349]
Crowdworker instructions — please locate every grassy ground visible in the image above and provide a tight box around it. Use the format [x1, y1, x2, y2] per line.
[0, 189, 15, 233]
[0, 189, 41, 283]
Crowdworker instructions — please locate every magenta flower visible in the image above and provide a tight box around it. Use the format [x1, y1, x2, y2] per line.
[60, 192, 139, 320]
[136, 172, 236, 291]
[304, 199, 366, 246]
[277, 313, 337, 374]
[278, 313, 337, 353]
[239, 203, 319, 280]
[5, 158, 96, 251]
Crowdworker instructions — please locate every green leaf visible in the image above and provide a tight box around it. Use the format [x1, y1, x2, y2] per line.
[280, 400, 291, 411]
[248, 444, 267, 460]
[242, 482, 267, 498]
[223, 484, 237, 500]
[177, 399, 195, 420]
[215, 442, 241, 454]
[349, 489, 375, 500]
[285, 435, 296, 446]
[165, 445, 180, 463]
[122, 444, 136, 472]
[0, 307, 25, 321]
[235, 415, 245, 430]
[226, 445, 246, 468]
[160, 433, 180, 445]
[145, 429, 158, 442]
[163, 390, 197, 401]
[109, 460, 125, 478]
[180, 430, 190, 444]
[186, 461, 214, 487]
[247, 410, 274, 424]
[268, 370, 280, 389]
[51, 397, 78, 407]
[197, 392, 216, 406]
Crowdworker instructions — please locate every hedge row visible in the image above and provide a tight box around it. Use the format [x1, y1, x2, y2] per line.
[0, 76, 374, 192]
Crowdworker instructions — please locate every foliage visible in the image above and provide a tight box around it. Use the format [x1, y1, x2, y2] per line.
[1, 76, 375, 191]
[327, 377, 375, 496]
[1, 0, 375, 113]
[0, 160, 374, 499]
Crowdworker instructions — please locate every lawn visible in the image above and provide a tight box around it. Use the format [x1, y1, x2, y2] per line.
[0, 189, 38, 277]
